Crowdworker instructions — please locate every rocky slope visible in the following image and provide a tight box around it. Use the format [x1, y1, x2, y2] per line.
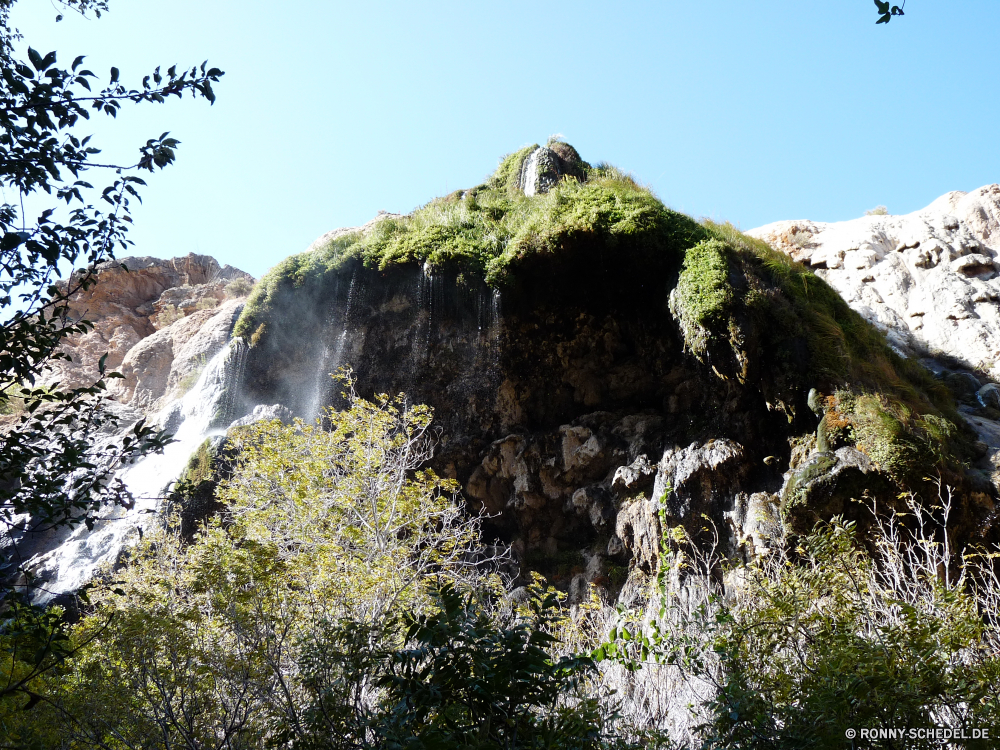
[749, 186, 1000, 375]
[749, 186, 1000, 496]
[44, 254, 255, 410]
[211, 142, 994, 603]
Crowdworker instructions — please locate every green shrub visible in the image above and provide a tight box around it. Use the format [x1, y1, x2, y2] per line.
[224, 276, 253, 298]
[376, 583, 609, 749]
[599, 510, 1000, 749]
[672, 239, 732, 357]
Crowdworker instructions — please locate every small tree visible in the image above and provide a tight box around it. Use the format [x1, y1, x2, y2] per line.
[0, 383, 491, 746]
[0, 0, 222, 707]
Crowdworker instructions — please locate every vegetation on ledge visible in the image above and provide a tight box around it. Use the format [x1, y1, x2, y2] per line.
[236, 142, 971, 491]
[234, 144, 706, 341]
[673, 220, 970, 487]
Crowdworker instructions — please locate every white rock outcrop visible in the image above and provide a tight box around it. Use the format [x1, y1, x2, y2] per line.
[41, 254, 254, 393]
[749, 184, 1000, 378]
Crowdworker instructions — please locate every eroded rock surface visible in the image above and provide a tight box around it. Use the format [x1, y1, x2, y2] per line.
[41, 254, 254, 407]
[749, 185, 1000, 377]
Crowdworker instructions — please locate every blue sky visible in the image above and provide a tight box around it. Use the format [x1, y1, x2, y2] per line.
[8, 1, 1000, 279]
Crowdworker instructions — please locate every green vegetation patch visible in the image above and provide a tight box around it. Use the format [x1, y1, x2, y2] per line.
[176, 437, 216, 488]
[672, 239, 732, 356]
[235, 146, 707, 341]
[677, 221, 968, 486]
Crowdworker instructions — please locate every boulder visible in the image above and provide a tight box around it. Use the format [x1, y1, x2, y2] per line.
[780, 446, 889, 533]
[228, 403, 295, 429]
[945, 371, 983, 403]
[978, 383, 1000, 410]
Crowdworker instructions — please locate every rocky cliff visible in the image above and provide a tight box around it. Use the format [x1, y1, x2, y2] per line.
[749, 186, 1000, 502]
[749, 186, 1000, 376]
[22, 143, 1000, 605]
[209, 142, 994, 602]
[44, 254, 255, 410]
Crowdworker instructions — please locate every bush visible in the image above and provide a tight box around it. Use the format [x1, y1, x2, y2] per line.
[224, 276, 253, 298]
[0, 376, 491, 746]
[153, 303, 184, 328]
[600, 494, 1000, 749]
[290, 583, 616, 750]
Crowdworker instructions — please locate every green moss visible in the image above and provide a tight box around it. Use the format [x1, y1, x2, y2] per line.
[177, 438, 216, 488]
[487, 144, 538, 194]
[673, 239, 732, 356]
[782, 453, 838, 516]
[235, 145, 707, 341]
[233, 142, 969, 491]
[688, 221, 969, 486]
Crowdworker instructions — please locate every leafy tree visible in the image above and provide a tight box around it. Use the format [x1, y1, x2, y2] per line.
[599, 506, 1000, 749]
[0, 386, 490, 747]
[376, 582, 607, 750]
[0, 0, 222, 709]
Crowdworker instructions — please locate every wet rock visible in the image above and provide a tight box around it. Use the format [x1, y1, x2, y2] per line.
[519, 146, 563, 197]
[945, 371, 982, 402]
[110, 300, 244, 409]
[228, 403, 295, 429]
[612, 454, 657, 494]
[781, 447, 888, 533]
[978, 383, 1000, 410]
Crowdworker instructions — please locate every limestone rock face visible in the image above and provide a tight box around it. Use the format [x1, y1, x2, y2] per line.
[109, 300, 246, 408]
[516, 142, 588, 197]
[40, 254, 254, 400]
[748, 185, 1000, 377]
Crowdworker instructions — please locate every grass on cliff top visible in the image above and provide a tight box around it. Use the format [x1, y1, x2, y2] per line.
[340, 162, 699, 284]
[234, 147, 707, 340]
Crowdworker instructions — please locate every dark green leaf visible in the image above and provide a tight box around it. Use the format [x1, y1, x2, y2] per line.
[27, 47, 43, 71]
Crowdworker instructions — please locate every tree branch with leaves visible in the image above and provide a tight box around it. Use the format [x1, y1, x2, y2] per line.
[875, 0, 906, 24]
[0, 0, 223, 714]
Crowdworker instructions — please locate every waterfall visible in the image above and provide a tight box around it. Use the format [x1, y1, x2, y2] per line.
[474, 286, 502, 373]
[520, 148, 541, 197]
[28, 337, 248, 602]
[305, 271, 357, 423]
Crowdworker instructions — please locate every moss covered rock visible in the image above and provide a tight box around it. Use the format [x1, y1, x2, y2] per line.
[228, 141, 993, 563]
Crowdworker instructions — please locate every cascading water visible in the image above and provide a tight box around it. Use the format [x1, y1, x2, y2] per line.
[29, 337, 248, 601]
[305, 271, 357, 422]
[473, 285, 502, 373]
